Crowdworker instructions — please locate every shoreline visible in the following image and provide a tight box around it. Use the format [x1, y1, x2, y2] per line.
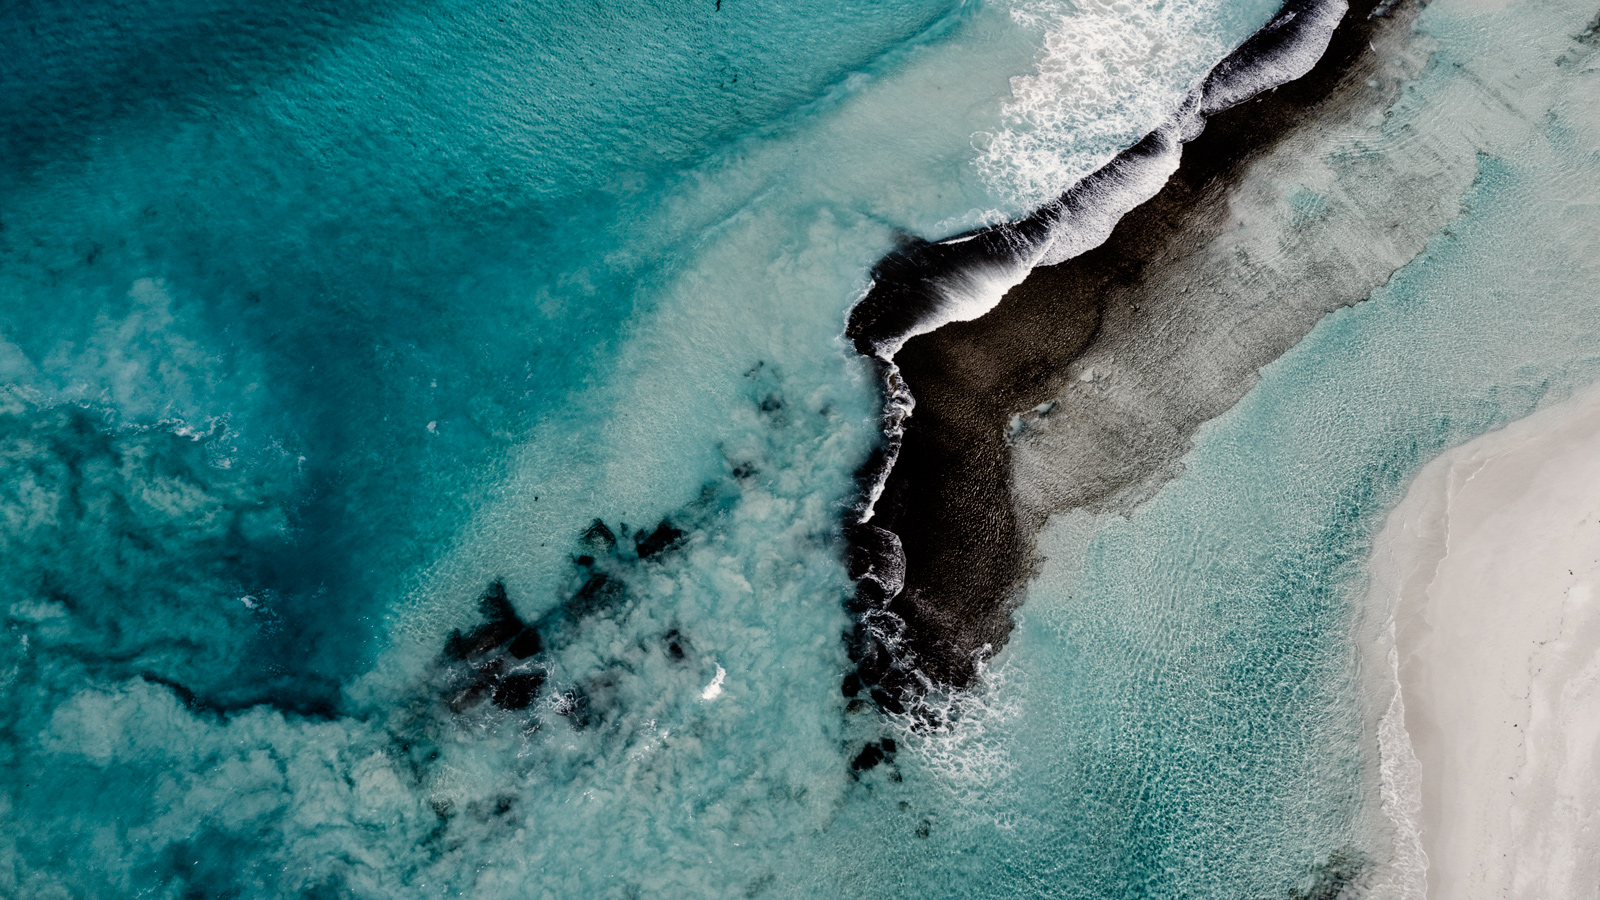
[1366, 381, 1600, 899]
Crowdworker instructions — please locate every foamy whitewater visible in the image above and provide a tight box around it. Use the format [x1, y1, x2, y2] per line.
[2, 0, 1597, 897]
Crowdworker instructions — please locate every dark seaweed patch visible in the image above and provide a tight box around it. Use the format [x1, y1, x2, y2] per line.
[1579, 10, 1600, 45]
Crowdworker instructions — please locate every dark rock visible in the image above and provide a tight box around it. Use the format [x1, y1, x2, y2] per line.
[664, 629, 687, 660]
[851, 743, 885, 771]
[880, 737, 896, 754]
[856, 640, 890, 685]
[445, 619, 518, 660]
[635, 521, 685, 559]
[841, 672, 862, 698]
[507, 628, 542, 659]
[844, 523, 905, 601]
[875, 665, 912, 696]
[478, 580, 517, 623]
[445, 581, 528, 660]
[491, 672, 544, 710]
[563, 572, 624, 619]
[869, 687, 905, 716]
[847, 580, 889, 613]
[1289, 848, 1364, 900]
[447, 677, 492, 712]
[581, 519, 617, 552]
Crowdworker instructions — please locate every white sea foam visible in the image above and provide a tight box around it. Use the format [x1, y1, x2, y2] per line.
[979, 0, 1249, 209]
[0, 278, 225, 427]
[700, 664, 727, 700]
[902, 655, 1023, 805]
[1028, 0, 1346, 268]
[1371, 642, 1429, 900]
[1357, 547, 1430, 900]
[875, 0, 1349, 363]
[857, 361, 914, 522]
[872, 256, 1043, 361]
[1036, 107, 1190, 266]
[1200, 0, 1348, 114]
[997, 0, 1350, 266]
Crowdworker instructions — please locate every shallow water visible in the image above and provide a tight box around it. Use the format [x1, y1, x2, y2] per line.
[1001, 3, 1600, 895]
[1, 0, 1596, 896]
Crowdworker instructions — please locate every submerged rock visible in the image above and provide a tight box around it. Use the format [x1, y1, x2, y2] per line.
[851, 743, 885, 771]
[581, 519, 618, 553]
[440, 581, 547, 713]
[491, 672, 545, 711]
[849, 738, 898, 774]
[444, 581, 526, 661]
[663, 629, 689, 661]
[555, 572, 625, 621]
[634, 521, 685, 559]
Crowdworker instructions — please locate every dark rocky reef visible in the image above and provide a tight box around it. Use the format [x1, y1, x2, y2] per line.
[844, 0, 1428, 703]
[438, 514, 687, 721]
[439, 580, 550, 714]
[850, 737, 898, 773]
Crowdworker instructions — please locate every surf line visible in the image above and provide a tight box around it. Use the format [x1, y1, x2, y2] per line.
[838, 0, 1352, 719]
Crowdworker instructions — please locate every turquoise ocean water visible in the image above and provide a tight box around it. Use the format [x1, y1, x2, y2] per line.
[2, 0, 1597, 897]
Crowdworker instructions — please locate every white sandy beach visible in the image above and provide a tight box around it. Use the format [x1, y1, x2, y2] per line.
[1367, 382, 1600, 899]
